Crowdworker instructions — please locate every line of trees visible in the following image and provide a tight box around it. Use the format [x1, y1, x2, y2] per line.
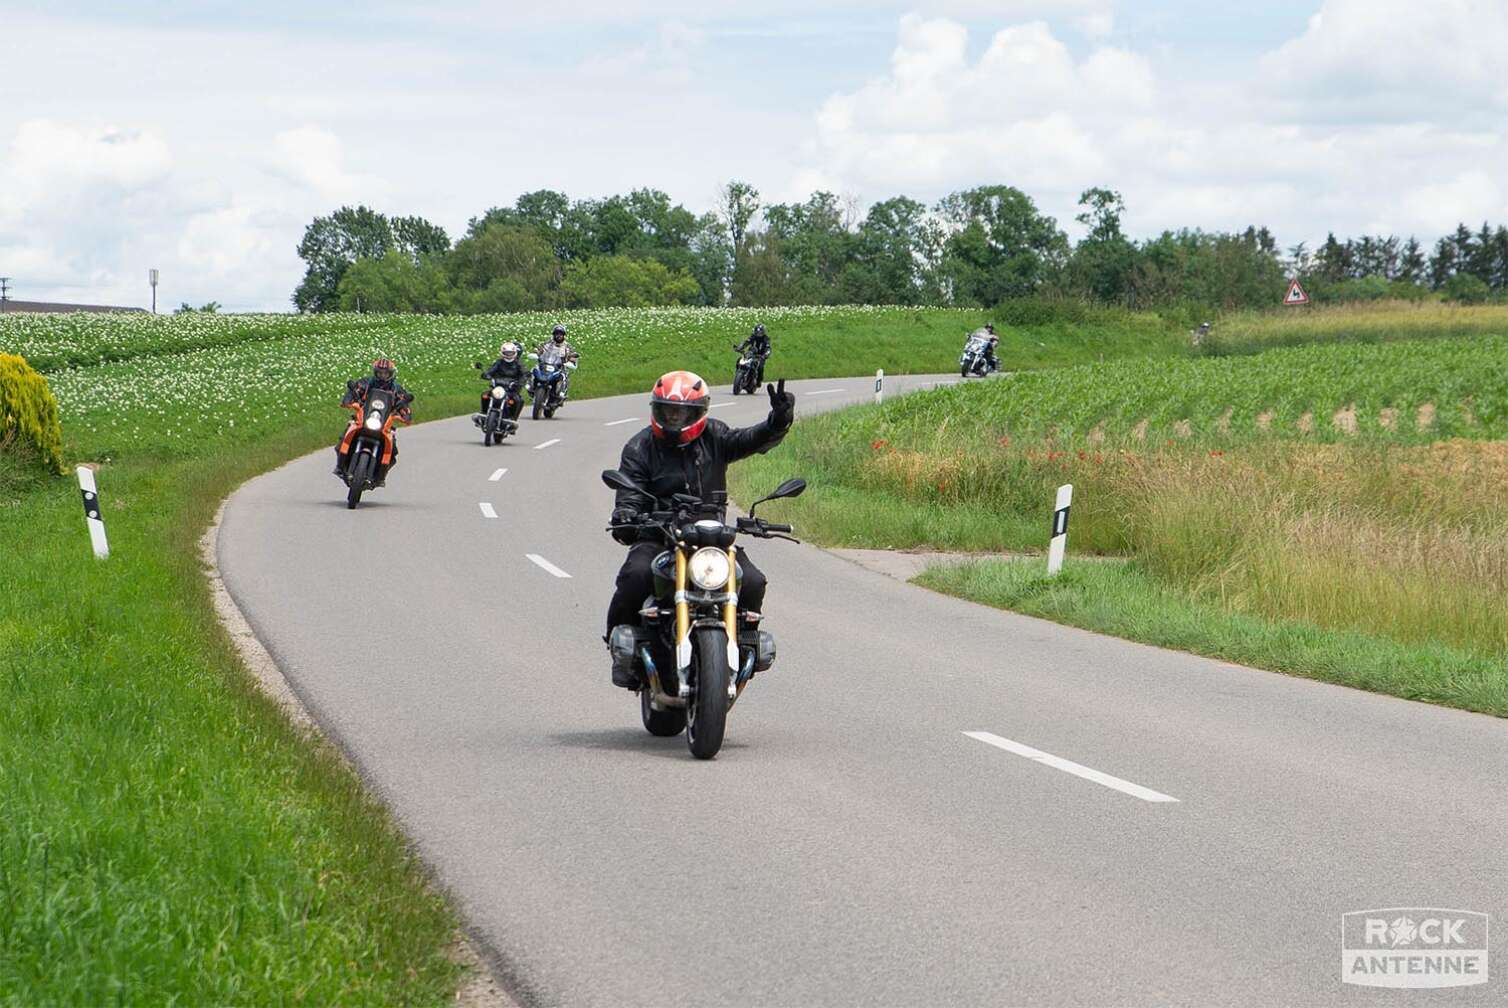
[291, 183, 1508, 314]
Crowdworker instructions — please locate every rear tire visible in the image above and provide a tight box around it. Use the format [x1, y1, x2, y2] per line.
[685, 627, 731, 759]
[345, 452, 371, 509]
[641, 689, 687, 737]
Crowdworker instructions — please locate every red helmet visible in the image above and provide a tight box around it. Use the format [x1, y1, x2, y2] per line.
[372, 357, 396, 382]
[649, 370, 710, 445]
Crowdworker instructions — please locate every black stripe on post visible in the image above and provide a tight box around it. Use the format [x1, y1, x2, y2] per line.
[1052, 506, 1070, 537]
[81, 488, 102, 521]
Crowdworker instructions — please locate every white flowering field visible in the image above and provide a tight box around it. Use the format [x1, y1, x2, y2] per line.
[4, 306, 977, 458]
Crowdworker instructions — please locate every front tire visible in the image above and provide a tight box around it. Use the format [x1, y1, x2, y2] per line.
[531, 387, 544, 421]
[685, 627, 731, 759]
[641, 689, 687, 737]
[345, 451, 371, 509]
[483, 422, 495, 447]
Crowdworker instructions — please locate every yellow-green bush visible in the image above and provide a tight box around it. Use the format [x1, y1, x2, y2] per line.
[0, 352, 66, 474]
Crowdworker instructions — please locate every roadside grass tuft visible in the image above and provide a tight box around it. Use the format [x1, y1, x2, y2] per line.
[915, 558, 1508, 717]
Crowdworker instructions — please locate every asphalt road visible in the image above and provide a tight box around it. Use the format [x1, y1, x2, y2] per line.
[219, 372, 1507, 1006]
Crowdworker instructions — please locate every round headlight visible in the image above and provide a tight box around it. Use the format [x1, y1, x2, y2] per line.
[491, 386, 506, 399]
[364, 415, 382, 430]
[688, 547, 731, 590]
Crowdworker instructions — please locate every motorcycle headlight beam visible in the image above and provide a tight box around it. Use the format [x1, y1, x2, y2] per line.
[491, 386, 506, 399]
[688, 547, 732, 590]
[364, 415, 382, 431]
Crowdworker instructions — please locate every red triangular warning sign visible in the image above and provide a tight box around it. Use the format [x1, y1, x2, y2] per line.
[1284, 278, 1309, 305]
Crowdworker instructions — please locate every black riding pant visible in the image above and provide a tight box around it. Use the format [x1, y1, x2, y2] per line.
[606, 542, 767, 635]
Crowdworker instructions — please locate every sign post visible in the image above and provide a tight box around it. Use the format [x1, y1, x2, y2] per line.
[1047, 484, 1072, 575]
[77, 466, 110, 559]
[875, 368, 884, 404]
[1284, 278, 1309, 306]
[149, 268, 159, 314]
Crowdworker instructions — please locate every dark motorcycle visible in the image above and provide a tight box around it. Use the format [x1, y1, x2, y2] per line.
[476, 378, 522, 446]
[604, 470, 805, 759]
[960, 334, 997, 377]
[528, 353, 576, 420]
[731, 345, 765, 395]
[337, 383, 412, 509]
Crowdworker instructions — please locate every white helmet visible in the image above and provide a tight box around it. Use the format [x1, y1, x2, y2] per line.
[499, 341, 520, 362]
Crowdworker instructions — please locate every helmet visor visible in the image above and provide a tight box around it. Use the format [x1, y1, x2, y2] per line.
[651, 400, 708, 434]
[373, 365, 395, 382]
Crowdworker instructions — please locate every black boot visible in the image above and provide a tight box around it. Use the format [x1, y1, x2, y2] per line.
[607, 626, 641, 689]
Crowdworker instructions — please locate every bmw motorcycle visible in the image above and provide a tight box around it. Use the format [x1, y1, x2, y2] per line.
[337, 383, 412, 509]
[603, 470, 806, 759]
[960, 334, 997, 377]
[528, 353, 577, 420]
[731, 345, 765, 395]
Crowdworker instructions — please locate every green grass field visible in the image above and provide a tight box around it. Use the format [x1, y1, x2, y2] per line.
[732, 330, 1508, 717]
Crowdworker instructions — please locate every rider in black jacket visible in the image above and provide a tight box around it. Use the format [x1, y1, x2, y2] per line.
[334, 357, 413, 483]
[477, 341, 525, 421]
[736, 323, 772, 386]
[605, 370, 796, 686]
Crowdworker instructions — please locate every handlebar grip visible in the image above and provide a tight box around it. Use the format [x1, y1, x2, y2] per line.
[765, 523, 792, 533]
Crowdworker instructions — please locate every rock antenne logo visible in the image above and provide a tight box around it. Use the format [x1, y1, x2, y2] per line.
[1341, 908, 1488, 989]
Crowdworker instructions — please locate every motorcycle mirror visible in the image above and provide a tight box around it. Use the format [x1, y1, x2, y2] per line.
[601, 469, 642, 493]
[748, 477, 807, 515]
[771, 478, 807, 500]
[472, 361, 484, 369]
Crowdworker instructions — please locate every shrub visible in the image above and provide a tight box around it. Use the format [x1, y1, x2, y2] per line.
[1444, 273, 1490, 305]
[0, 352, 66, 474]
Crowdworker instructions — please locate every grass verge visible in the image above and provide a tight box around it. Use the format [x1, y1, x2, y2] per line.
[914, 559, 1507, 717]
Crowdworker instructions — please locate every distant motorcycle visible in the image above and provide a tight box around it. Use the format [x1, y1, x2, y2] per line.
[337, 383, 412, 509]
[731, 345, 765, 395]
[528, 353, 576, 420]
[960, 334, 997, 377]
[603, 470, 805, 759]
[476, 379, 522, 445]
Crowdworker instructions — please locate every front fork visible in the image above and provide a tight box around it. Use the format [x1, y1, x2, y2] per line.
[673, 546, 743, 701]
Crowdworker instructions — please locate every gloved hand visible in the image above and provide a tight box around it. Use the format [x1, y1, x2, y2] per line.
[766, 378, 794, 430]
[610, 507, 641, 545]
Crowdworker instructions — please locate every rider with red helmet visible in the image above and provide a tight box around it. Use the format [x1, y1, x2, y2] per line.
[334, 356, 413, 484]
[604, 371, 796, 687]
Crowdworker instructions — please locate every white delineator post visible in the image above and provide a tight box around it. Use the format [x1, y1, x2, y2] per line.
[77, 465, 109, 559]
[1047, 483, 1072, 575]
[875, 368, 884, 404]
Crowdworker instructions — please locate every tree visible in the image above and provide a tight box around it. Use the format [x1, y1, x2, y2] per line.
[761, 192, 854, 302]
[558, 255, 698, 308]
[844, 196, 943, 305]
[446, 222, 561, 311]
[1444, 272, 1490, 303]
[337, 250, 451, 312]
[1397, 237, 1426, 284]
[390, 216, 450, 261]
[935, 185, 1068, 305]
[1068, 187, 1136, 302]
[293, 205, 395, 312]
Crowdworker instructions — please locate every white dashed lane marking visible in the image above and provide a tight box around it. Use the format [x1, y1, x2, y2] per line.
[963, 731, 1179, 804]
[525, 554, 572, 578]
[478, 502, 498, 519]
[806, 388, 844, 396]
[534, 438, 561, 450]
[604, 418, 637, 426]
[489, 468, 507, 481]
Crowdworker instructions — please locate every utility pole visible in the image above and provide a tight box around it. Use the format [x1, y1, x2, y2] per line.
[149, 268, 159, 314]
[0, 277, 10, 311]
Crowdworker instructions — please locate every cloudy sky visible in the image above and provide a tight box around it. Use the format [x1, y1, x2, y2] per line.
[2, 0, 1505, 310]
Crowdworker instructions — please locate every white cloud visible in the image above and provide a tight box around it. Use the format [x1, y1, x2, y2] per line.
[268, 126, 388, 205]
[804, 12, 1508, 249]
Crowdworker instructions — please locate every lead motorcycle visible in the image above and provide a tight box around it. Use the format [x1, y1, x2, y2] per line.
[528, 352, 577, 419]
[337, 383, 412, 509]
[603, 469, 806, 759]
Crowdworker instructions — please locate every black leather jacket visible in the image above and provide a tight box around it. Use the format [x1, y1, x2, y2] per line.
[482, 357, 525, 384]
[343, 376, 413, 412]
[611, 412, 789, 524]
[737, 333, 771, 357]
